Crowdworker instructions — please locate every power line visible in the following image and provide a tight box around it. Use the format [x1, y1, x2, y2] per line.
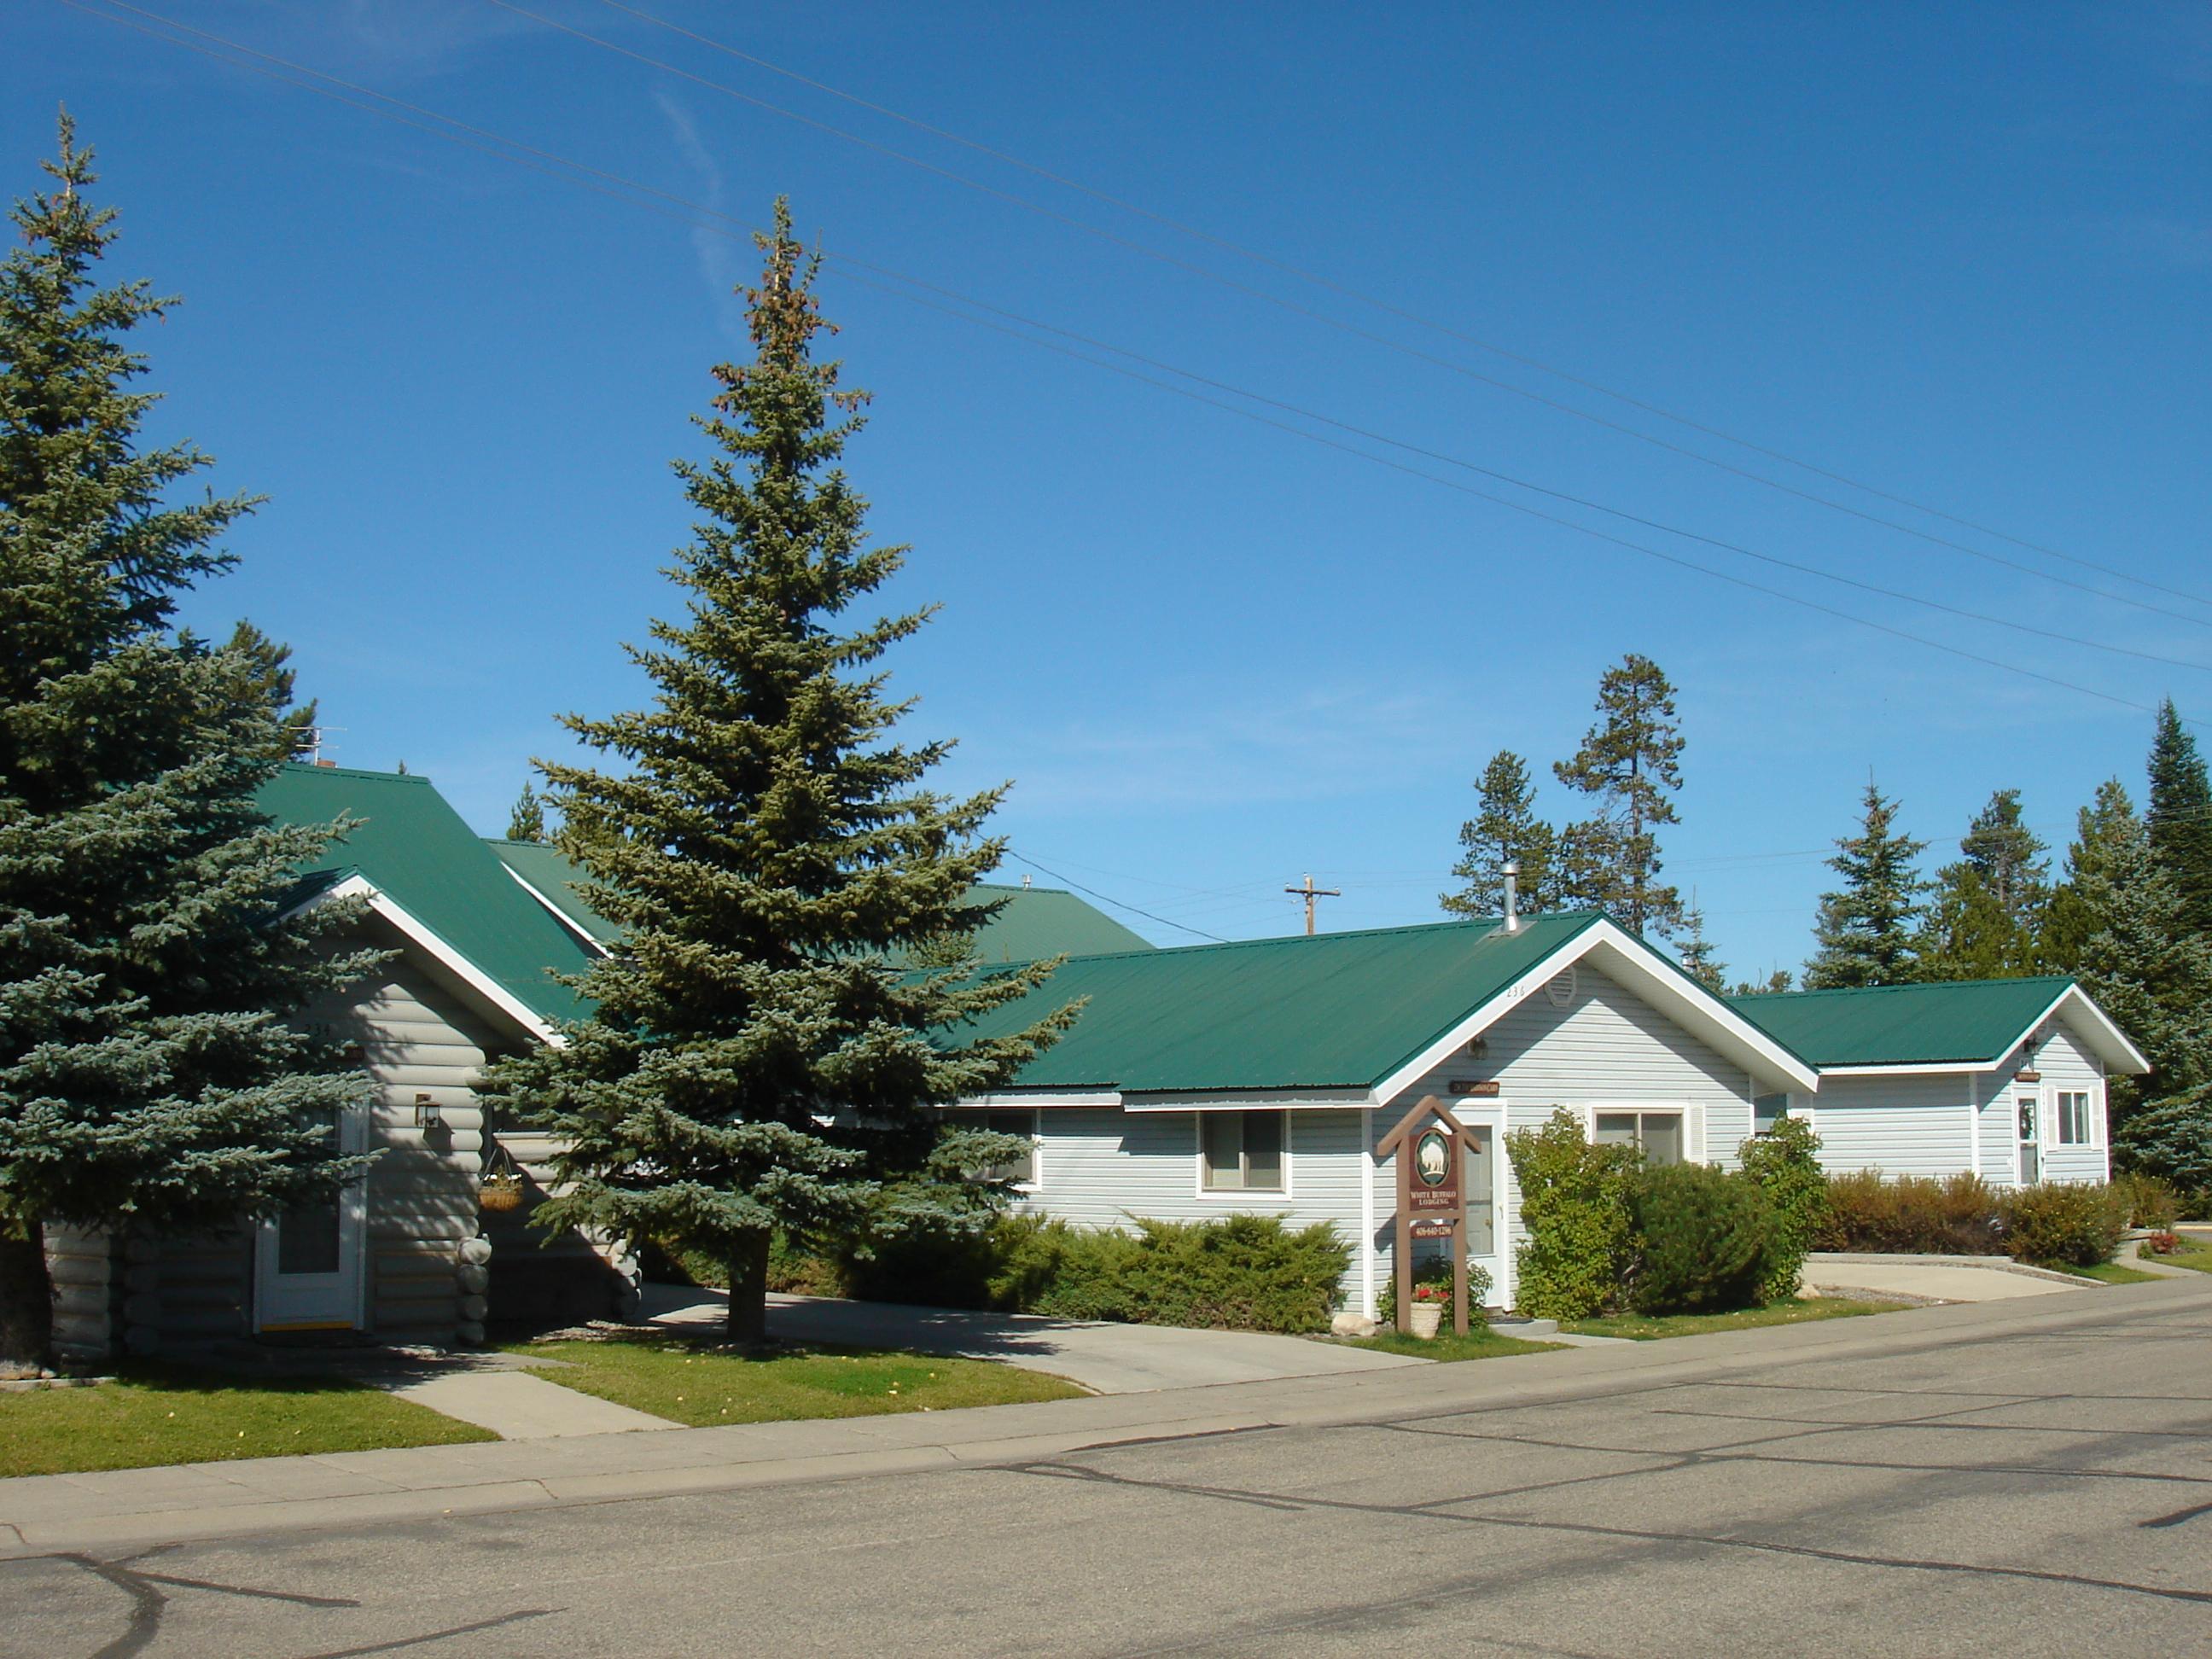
[559, 0, 2212, 620]
[1002, 852, 1231, 943]
[64, 0, 2206, 728]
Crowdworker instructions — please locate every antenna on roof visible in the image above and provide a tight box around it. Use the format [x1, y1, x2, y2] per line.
[1022, 873, 1032, 889]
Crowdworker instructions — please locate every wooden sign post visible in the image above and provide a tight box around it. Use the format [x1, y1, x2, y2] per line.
[1376, 1094, 1481, 1336]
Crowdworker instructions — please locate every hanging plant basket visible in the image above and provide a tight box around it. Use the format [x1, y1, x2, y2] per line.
[479, 1143, 527, 1214]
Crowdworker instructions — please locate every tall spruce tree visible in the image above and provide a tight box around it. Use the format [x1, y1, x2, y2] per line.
[2040, 779, 2134, 973]
[2147, 698, 2212, 936]
[1552, 653, 1685, 936]
[2068, 797, 2212, 1152]
[1918, 789, 2050, 980]
[0, 118, 371, 1368]
[1441, 749, 1557, 919]
[506, 781, 547, 843]
[1802, 781, 1928, 989]
[1677, 896, 1726, 992]
[473, 203, 1077, 1342]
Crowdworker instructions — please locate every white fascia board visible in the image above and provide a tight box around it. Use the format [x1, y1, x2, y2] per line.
[1121, 1096, 1369, 1113]
[1368, 918, 1820, 1104]
[1819, 1061, 1992, 1078]
[952, 1091, 1121, 1110]
[298, 875, 566, 1049]
[498, 865, 611, 956]
[2036, 984, 2152, 1076]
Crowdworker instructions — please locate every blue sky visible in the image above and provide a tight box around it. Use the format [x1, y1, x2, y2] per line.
[10, 2, 2210, 978]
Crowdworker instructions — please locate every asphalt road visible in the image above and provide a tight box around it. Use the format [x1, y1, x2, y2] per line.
[9, 1286, 2212, 1657]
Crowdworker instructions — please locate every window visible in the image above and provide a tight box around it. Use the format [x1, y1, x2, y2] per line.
[2055, 1091, 2095, 1147]
[1201, 1111, 1285, 1192]
[1752, 1094, 1790, 1136]
[952, 1109, 1037, 1185]
[1593, 1110, 1684, 1166]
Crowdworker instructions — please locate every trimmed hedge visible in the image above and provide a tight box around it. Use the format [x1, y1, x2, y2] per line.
[2001, 1182, 2129, 1268]
[1627, 1162, 1777, 1315]
[1813, 1170, 2005, 1255]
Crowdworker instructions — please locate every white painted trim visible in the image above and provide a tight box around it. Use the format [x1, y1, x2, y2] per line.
[293, 875, 566, 1047]
[1193, 1107, 1294, 1202]
[1368, 919, 1820, 1104]
[1818, 1061, 1991, 1078]
[1813, 987, 2150, 1080]
[1581, 1100, 1701, 1164]
[955, 1091, 1122, 1110]
[498, 864, 611, 954]
[1967, 1081, 1981, 1179]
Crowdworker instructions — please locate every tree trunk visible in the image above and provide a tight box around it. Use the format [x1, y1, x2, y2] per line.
[725, 1230, 771, 1347]
[0, 1220, 54, 1376]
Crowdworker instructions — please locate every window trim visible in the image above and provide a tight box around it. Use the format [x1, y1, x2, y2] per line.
[2053, 1088, 2096, 1149]
[1194, 1109, 1294, 1201]
[1581, 1102, 1699, 1166]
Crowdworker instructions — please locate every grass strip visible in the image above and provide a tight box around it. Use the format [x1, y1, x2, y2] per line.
[0, 1365, 494, 1478]
[2059, 1261, 2165, 1284]
[1335, 1329, 1562, 1362]
[510, 1338, 1085, 1426]
[1562, 1296, 1901, 1342]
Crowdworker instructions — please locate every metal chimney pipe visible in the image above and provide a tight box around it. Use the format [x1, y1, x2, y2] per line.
[1501, 861, 1521, 933]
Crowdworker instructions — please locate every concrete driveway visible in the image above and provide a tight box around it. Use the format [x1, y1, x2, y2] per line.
[1799, 1251, 2088, 1304]
[638, 1284, 1423, 1394]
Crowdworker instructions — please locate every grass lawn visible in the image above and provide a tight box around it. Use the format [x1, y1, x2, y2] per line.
[1336, 1329, 1562, 1362]
[2059, 1261, 2165, 1284]
[2145, 1242, 2212, 1275]
[0, 1365, 493, 1479]
[1562, 1297, 1901, 1342]
[512, 1339, 1086, 1426]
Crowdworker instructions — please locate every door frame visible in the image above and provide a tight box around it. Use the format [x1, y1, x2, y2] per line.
[2014, 1087, 2042, 1187]
[253, 1108, 371, 1333]
[1455, 1100, 1509, 1307]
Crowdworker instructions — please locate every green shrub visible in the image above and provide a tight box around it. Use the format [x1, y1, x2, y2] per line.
[1093, 1215, 1350, 1332]
[2000, 1182, 2128, 1268]
[1627, 1163, 1777, 1314]
[1738, 1117, 1830, 1301]
[2110, 1170, 2181, 1231]
[1507, 1108, 1640, 1318]
[1376, 1255, 1493, 1330]
[1813, 1170, 2005, 1254]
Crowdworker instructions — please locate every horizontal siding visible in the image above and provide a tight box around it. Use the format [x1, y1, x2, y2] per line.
[1809, 1074, 1976, 1179]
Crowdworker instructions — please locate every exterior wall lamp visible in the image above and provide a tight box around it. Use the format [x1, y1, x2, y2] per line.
[414, 1092, 444, 1131]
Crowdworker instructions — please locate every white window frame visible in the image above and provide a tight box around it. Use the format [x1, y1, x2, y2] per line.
[1581, 1101, 1703, 1166]
[1195, 1109, 1293, 1200]
[951, 1107, 1040, 1193]
[2053, 1088, 2097, 1149]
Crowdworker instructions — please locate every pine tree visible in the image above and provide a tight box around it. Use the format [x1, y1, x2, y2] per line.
[1918, 789, 2050, 980]
[2039, 779, 2135, 973]
[1552, 653, 1685, 936]
[224, 620, 318, 752]
[473, 203, 1077, 1343]
[506, 781, 547, 843]
[1677, 896, 1726, 992]
[1731, 969, 1793, 997]
[2147, 698, 2212, 936]
[1441, 750, 1557, 919]
[0, 117, 371, 1369]
[1802, 781, 1928, 989]
[2072, 802, 2212, 1150]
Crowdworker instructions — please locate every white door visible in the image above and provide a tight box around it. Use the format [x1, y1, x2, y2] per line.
[1464, 1124, 1505, 1307]
[2016, 1093, 2040, 1187]
[254, 1110, 369, 1331]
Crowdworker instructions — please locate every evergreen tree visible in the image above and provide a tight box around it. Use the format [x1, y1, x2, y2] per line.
[2039, 779, 2135, 973]
[1802, 781, 1928, 989]
[1918, 789, 2050, 980]
[1552, 653, 1685, 936]
[1731, 969, 1793, 997]
[474, 203, 1077, 1343]
[0, 118, 371, 1368]
[506, 781, 547, 843]
[2074, 803, 2212, 1151]
[1678, 896, 1726, 992]
[1441, 749, 1556, 919]
[223, 620, 317, 752]
[2147, 698, 2212, 936]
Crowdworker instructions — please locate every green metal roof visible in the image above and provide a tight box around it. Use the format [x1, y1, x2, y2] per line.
[963, 882, 1154, 960]
[1726, 977, 2074, 1068]
[259, 765, 599, 1026]
[485, 839, 623, 946]
[951, 911, 1603, 1094]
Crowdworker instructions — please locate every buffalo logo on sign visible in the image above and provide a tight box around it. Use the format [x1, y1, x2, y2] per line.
[1409, 1126, 1459, 1214]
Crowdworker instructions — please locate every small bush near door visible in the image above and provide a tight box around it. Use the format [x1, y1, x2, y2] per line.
[1506, 1108, 1640, 1319]
[2001, 1183, 2129, 1268]
[1627, 1163, 1778, 1315]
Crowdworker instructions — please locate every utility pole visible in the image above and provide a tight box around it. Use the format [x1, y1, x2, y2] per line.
[1286, 873, 1342, 936]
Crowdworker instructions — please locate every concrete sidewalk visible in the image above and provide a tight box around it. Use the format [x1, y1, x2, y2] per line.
[4, 1276, 2202, 1562]
[644, 1284, 1428, 1393]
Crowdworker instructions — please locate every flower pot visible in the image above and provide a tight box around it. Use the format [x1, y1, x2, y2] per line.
[1410, 1302, 1443, 1340]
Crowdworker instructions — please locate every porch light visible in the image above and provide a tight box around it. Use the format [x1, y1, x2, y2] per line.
[414, 1093, 444, 1131]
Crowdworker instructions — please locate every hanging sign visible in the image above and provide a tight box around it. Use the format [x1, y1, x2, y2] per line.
[1409, 1126, 1460, 1213]
[1376, 1094, 1480, 1339]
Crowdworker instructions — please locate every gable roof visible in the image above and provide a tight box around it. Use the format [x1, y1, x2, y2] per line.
[1726, 976, 2150, 1074]
[260, 765, 598, 1029]
[485, 839, 621, 947]
[947, 911, 1816, 1097]
[962, 882, 1155, 960]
